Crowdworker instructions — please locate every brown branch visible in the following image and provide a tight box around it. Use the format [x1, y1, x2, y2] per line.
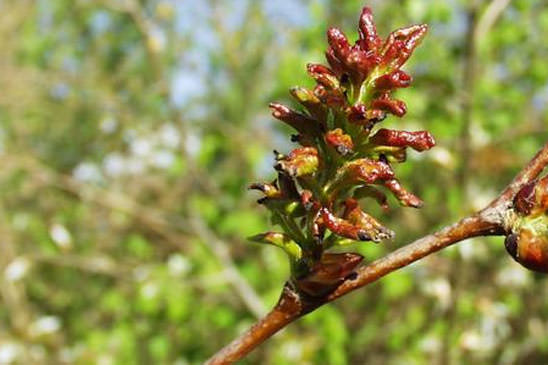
[206, 141, 548, 365]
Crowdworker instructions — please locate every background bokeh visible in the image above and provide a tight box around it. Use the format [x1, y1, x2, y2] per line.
[1, 0, 548, 364]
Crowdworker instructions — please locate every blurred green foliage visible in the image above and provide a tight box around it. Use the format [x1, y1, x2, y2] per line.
[0, 0, 548, 364]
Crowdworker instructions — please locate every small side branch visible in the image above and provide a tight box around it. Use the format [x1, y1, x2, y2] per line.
[206, 141, 548, 364]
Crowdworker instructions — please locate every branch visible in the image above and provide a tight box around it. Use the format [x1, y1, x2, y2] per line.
[206, 141, 548, 364]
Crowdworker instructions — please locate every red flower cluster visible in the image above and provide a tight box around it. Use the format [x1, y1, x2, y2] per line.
[250, 6, 434, 296]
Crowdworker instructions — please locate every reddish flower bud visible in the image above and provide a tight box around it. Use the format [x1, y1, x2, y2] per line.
[374, 70, 412, 90]
[313, 84, 347, 109]
[341, 158, 395, 184]
[269, 102, 320, 135]
[320, 207, 372, 241]
[327, 27, 351, 63]
[346, 46, 379, 82]
[514, 181, 537, 216]
[325, 128, 354, 155]
[347, 104, 385, 127]
[357, 7, 382, 53]
[248, 182, 282, 199]
[275, 147, 319, 177]
[381, 24, 428, 70]
[342, 199, 394, 242]
[369, 128, 436, 152]
[296, 252, 363, 297]
[504, 175, 548, 273]
[289, 87, 326, 123]
[307, 63, 339, 90]
[371, 98, 407, 117]
[382, 178, 423, 208]
[325, 47, 345, 77]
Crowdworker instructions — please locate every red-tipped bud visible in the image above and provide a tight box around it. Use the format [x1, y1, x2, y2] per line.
[357, 7, 382, 53]
[296, 252, 363, 297]
[371, 98, 407, 117]
[514, 181, 537, 216]
[381, 24, 428, 69]
[249, 182, 282, 199]
[289, 87, 326, 123]
[327, 27, 351, 62]
[300, 189, 318, 211]
[369, 128, 436, 152]
[270, 102, 320, 135]
[341, 158, 395, 185]
[346, 46, 380, 80]
[313, 85, 347, 109]
[275, 147, 319, 177]
[374, 70, 412, 90]
[325, 128, 354, 155]
[342, 199, 394, 242]
[325, 47, 345, 76]
[307, 63, 339, 90]
[320, 208, 372, 241]
[382, 178, 423, 208]
[348, 104, 386, 127]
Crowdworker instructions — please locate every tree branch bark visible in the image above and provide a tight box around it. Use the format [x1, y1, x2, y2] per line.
[206, 141, 548, 365]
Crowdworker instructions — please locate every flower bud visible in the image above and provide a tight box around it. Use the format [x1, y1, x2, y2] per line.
[505, 176, 548, 272]
[275, 147, 319, 177]
[325, 128, 354, 155]
[369, 128, 436, 152]
[296, 252, 363, 297]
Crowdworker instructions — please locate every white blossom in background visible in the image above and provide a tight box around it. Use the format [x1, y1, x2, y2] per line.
[458, 238, 488, 261]
[429, 146, 455, 169]
[461, 300, 511, 353]
[30, 316, 61, 337]
[280, 340, 304, 362]
[4, 257, 30, 282]
[152, 150, 175, 169]
[133, 266, 151, 282]
[49, 223, 73, 250]
[418, 335, 441, 354]
[421, 277, 451, 310]
[97, 354, 114, 365]
[140, 282, 159, 300]
[73, 162, 103, 183]
[469, 184, 497, 212]
[185, 132, 201, 157]
[173, 358, 190, 365]
[471, 123, 491, 147]
[460, 330, 486, 352]
[159, 123, 180, 148]
[103, 153, 126, 177]
[167, 254, 191, 277]
[126, 157, 146, 175]
[99, 116, 118, 134]
[130, 138, 153, 157]
[495, 264, 531, 288]
[0, 342, 21, 363]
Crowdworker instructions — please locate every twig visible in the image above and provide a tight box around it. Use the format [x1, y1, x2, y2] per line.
[474, 0, 512, 43]
[206, 141, 548, 364]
